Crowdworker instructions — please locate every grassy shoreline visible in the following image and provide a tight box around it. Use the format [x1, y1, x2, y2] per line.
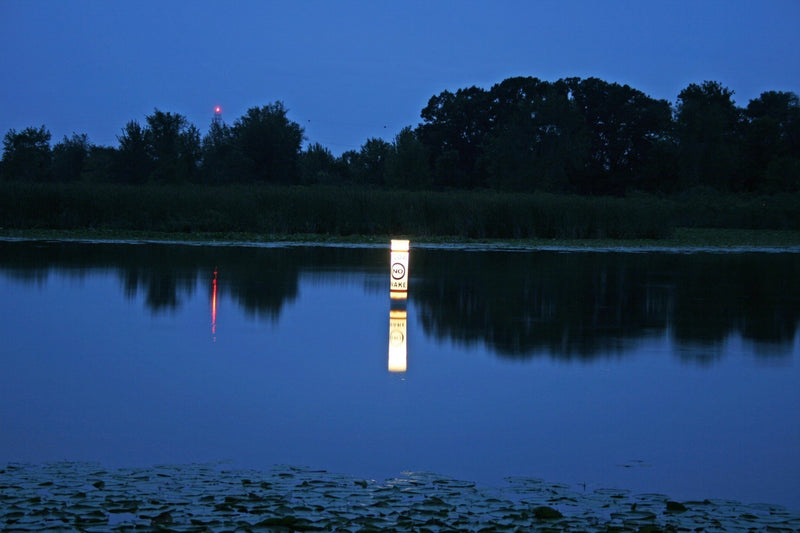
[1, 183, 799, 242]
[2, 226, 800, 251]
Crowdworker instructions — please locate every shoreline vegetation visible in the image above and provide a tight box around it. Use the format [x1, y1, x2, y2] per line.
[2, 76, 798, 250]
[3, 227, 800, 253]
[1, 183, 799, 250]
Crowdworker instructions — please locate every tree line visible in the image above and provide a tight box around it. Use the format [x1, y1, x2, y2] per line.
[1, 77, 798, 195]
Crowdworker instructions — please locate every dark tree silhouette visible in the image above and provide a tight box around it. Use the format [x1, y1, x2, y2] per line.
[386, 126, 431, 189]
[567, 78, 672, 194]
[1, 125, 52, 182]
[231, 102, 305, 184]
[200, 118, 237, 184]
[481, 77, 588, 192]
[743, 91, 800, 191]
[114, 120, 151, 184]
[52, 133, 90, 182]
[299, 142, 342, 184]
[347, 137, 393, 185]
[144, 109, 200, 183]
[418, 86, 493, 189]
[2, 77, 800, 195]
[675, 81, 743, 191]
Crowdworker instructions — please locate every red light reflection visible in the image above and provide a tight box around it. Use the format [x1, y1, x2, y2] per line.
[211, 268, 218, 339]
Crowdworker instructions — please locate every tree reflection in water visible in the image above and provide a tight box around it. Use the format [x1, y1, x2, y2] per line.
[412, 249, 799, 360]
[0, 240, 797, 363]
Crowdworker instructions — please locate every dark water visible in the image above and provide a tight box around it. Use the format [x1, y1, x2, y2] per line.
[1, 240, 798, 509]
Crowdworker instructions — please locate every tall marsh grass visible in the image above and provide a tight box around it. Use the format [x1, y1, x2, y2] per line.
[0, 183, 797, 239]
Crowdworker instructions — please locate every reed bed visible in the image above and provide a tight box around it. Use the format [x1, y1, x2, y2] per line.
[1, 183, 797, 240]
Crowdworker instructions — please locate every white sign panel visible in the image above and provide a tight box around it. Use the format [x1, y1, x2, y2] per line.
[390, 239, 409, 292]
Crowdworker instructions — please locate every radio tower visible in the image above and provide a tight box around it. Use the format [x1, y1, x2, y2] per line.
[212, 105, 223, 126]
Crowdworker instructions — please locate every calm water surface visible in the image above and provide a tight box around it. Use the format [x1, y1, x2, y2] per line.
[1, 240, 798, 509]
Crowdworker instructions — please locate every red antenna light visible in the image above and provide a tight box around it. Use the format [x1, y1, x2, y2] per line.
[212, 106, 223, 126]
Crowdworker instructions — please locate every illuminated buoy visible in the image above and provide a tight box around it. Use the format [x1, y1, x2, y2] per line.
[390, 239, 410, 292]
[388, 240, 410, 372]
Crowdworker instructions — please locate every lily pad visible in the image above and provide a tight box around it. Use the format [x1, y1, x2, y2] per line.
[666, 500, 687, 512]
[533, 505, 564, 519]
[1, 462, 798, 532]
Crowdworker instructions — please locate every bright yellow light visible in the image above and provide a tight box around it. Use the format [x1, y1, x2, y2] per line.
[391, 239, 410, 252]
[390, 291, 407, 301]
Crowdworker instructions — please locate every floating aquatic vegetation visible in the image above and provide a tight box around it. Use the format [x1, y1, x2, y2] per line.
[1, 462, 798, 532]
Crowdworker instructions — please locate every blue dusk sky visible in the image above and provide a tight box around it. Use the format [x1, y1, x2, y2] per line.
[1, 1, 798, 154]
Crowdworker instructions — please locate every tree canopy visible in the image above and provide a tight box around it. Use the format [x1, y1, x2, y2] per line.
[2, 79, 799, 195]
[232, 103, 305, 184]
[1, 126, 52, 182]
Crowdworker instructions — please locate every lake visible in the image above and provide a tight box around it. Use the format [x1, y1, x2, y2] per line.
[1, 239, 798, 510]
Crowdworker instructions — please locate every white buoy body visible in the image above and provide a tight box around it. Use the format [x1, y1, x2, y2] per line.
[389, 239, 409, 292]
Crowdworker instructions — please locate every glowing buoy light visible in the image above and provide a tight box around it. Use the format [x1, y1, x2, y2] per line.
[390, 239, 410, 292]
